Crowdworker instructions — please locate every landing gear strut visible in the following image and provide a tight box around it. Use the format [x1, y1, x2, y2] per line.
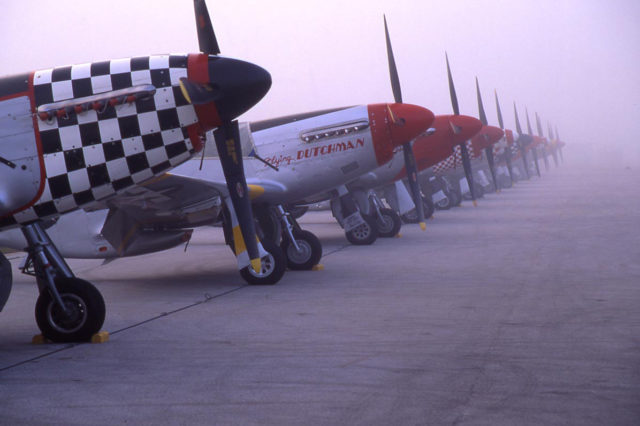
[20, 222, 105, 342]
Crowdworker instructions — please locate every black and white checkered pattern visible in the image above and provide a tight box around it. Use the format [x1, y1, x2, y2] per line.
[6, 55, 200, 227]
[432, 140, 476, 176]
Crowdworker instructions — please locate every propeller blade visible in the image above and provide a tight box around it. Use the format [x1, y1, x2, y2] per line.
[526, 108, 540, 177]
[446, 53, 460, 115]
[403, 143, 426, 230]
[536, 112, 550, 171]
[494, 90, 505, 130]
[384, 16, 424, 228]
[535, 111, 544, 137]
[525, 107, 533, 135]
[513, 102, 530, 179]
[514, 102, 523, 135]
[384, 15, 402, 104]
[460, 142, 476, 205]
[446, 54, 474, 204]
[476, 77, 498, 191]
[194, 0, 220, 55]
[494, 90, 513, 185]
[214, 121, 261, 272]
[550, 123, 560, 165]
[475, 77, 488, 126]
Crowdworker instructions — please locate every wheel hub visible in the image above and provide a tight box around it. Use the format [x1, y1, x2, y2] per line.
[249, 253, 275, 277]
[376, 215, 394, 234]
[47, 294, 87, 334]
[352, 223, 371, 239]
[287, 240, 312, 264]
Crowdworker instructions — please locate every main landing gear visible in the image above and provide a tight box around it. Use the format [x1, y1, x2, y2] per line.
[369, 193, 401, 238]
[276, 205, 322, 270]
[222, 206, 286, 285]
[399, 196, 435, 225]
[239, 239, 286, 285]
[20, 222, 105, 342]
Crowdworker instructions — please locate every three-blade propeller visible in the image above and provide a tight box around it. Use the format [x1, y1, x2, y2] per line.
[384, 16, 426, 230]
[190, 0, 262, 272]
[446, 54, 476, 206]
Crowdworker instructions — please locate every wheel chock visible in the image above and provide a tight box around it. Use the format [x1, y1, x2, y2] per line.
[32, 334, 48, 344]
[312, 264, 324, 271]
[91, 331, 110, 344]
[395, 233, 402, 238]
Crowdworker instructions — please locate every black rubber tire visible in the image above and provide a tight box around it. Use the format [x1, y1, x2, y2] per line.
[0, 252, 12, 313]
[434, 193, 452, 210]
[463, 182, 484, 200]
[448, 188, 462, 207]
[400, 198, 434, 224]
[345, 214, 378, 245]
[376, 208, 402, 238]
[35, 277, 105, 343]
[254, 205, 281, 245]
[423, 196, 435, 219]
[498, 175, 512, 189]
[281, 229, 322, 270]
[240, 239, 286, 285]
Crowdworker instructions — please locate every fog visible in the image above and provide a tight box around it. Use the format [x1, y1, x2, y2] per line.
[2, 0, 639, 167]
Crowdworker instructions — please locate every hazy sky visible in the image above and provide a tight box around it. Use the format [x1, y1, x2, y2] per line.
[2, 0, 639, 165]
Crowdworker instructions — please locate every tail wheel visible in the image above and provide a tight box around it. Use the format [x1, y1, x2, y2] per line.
[35, 277, 105, 343]
[281, 229, 322, 270]
[376, 208, 402, 238]
[345, 214, 378, 245]
[240, 239, 286, 285]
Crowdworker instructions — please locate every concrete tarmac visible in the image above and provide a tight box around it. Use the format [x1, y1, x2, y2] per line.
[1, 164, 639, 425]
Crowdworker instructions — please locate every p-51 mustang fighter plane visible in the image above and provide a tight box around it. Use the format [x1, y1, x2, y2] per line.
[0, 16, 435, 275]
[0, 0, 272, 342]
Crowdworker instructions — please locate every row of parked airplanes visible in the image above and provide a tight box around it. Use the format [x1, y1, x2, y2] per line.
[0, 1, 565, 342]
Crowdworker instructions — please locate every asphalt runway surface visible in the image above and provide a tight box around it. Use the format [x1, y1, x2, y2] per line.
[1, 164, 639, 425]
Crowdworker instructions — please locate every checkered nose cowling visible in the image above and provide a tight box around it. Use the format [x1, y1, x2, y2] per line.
[6, 55, 202, 228]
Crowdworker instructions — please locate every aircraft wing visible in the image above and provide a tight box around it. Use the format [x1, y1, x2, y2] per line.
[89, 173, 226, 229]
[82, 173, 226, 256]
